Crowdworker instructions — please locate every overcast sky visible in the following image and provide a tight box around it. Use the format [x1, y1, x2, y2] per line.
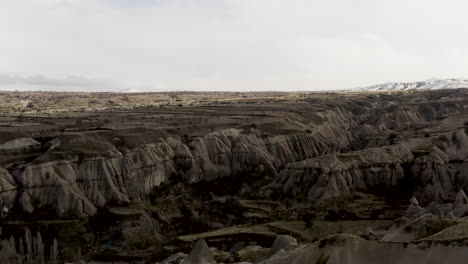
[1, 0, 468, 92]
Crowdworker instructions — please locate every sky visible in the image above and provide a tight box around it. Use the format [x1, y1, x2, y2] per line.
[1, 0, 468, 92]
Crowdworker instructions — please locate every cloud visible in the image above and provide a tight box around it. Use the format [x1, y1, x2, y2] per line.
[0, 74, 121, 92]
[1, 0, 468, 91]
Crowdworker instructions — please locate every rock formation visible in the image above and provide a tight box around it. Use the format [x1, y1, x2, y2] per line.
[181, 239, 216, 264]
[0, 89, 465, 220]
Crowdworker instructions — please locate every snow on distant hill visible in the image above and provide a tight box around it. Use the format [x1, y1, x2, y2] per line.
[357, 78, 468, 91]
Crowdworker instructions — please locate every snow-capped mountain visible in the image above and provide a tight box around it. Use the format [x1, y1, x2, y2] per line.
[357, 78, 468, 91]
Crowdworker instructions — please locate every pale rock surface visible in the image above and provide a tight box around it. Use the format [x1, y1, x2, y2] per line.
[453, 189, 468, 207]
[0, 138, 40, 152]
[260, 234, 468, 264]
[405, 197, 425, 218]
[181, 239, 216, 264]
[409, 197, 419, 206]
[161, 252, 188, 264]
[451, 189, 468, 217]
[270, 235, 298, 255]
[0, 168, 17, 209]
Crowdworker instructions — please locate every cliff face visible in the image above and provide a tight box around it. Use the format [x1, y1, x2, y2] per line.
[7, 128, 354, 217]
[264, 132, 468, 203]
[0, 108, 359, 217]
[12, 141, 177, 217]
[0, 91, 466, 217]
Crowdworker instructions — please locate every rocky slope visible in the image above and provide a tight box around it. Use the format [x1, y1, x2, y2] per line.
[164, 192, 468, 264]
[0, 90, 466, 218]
[0, 89, 467, 263]
[264, 129, 468, 203]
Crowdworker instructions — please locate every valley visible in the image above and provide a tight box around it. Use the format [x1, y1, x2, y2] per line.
[0, 89, 467, 263]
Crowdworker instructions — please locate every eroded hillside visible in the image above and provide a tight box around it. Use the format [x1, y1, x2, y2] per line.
[0, 89, 467, 263]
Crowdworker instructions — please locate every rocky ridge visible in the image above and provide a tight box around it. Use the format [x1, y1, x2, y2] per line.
[357, 78, 468, 91]
[0, 91, 466, 218]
